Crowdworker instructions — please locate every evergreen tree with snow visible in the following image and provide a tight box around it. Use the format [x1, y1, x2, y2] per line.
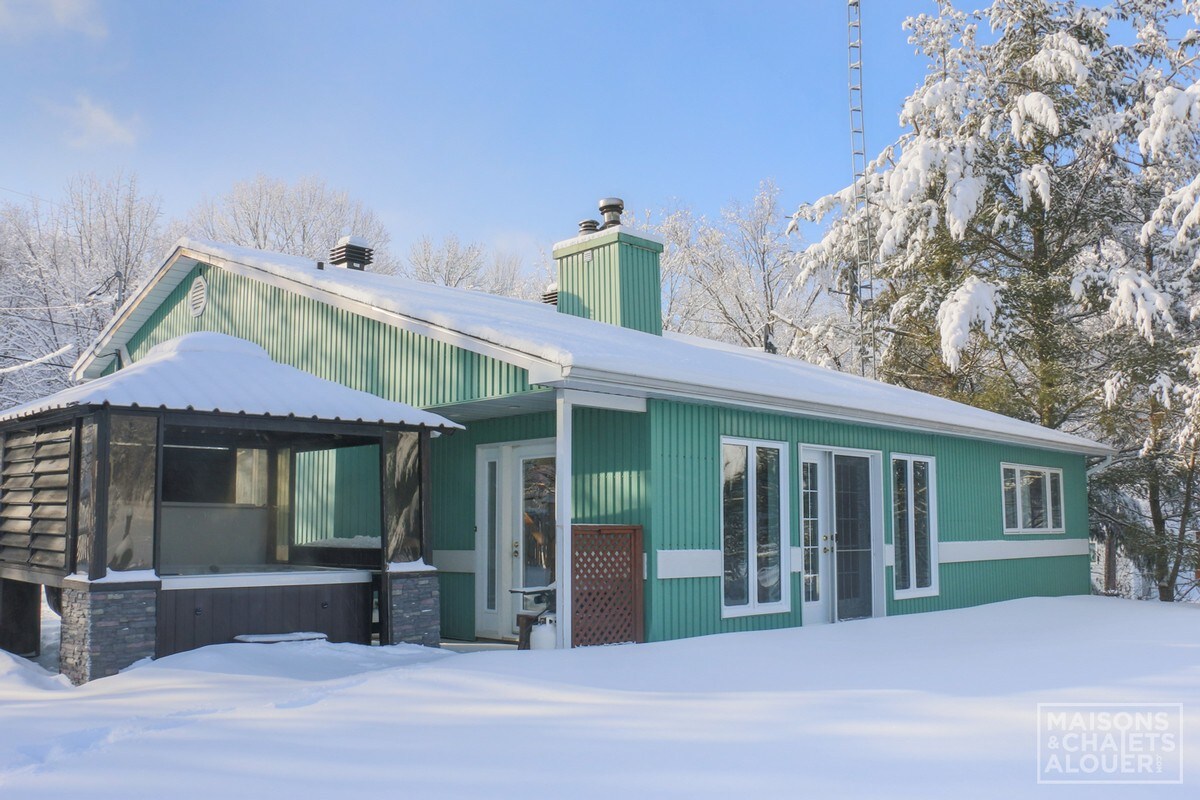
[795, 0, 1200, 600]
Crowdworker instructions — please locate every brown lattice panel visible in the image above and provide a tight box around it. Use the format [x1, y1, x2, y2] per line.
[571, 525, 644, 647]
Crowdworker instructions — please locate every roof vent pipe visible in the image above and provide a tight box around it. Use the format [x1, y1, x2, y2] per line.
[329, 235, 373, 271]
[598, 197, 624, 229]
[541, 282, 559, 306]
[578, 219, 600, 235]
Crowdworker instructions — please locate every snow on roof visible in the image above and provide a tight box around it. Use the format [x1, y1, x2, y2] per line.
[77, 238, 1111, 455]
[1, 332, 460, 429]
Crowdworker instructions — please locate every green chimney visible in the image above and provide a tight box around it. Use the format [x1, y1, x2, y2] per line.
[551, 198, 664, 336]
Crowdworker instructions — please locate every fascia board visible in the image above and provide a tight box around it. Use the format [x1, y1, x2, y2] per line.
[547, 367, 1115, 457]
[73, 248, 200, 381]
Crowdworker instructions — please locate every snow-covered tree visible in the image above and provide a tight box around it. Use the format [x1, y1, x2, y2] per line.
[655, 181, 853, 368]
[401, 235, 539, 298]
[0, 173, 166, 404]
[795, 0, 1200, 600]
[187, 175, 398, 272]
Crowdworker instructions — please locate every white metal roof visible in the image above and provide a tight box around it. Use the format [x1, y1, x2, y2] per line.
[73, 238, 1112, 455]
[6, 332, 460, 429]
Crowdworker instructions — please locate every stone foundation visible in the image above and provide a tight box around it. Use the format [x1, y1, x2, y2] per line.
[387, 571, 440, 648]
[61, 579, 158, 685]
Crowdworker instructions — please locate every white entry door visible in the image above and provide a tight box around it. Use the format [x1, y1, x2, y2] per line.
[801, 447, 879, 625]
[474, 440, 556, 640]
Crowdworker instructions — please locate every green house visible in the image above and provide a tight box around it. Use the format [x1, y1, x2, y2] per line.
[68, 201, 1110, 649]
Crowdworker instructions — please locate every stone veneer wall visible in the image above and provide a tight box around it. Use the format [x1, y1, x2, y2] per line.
[61, 581, 158, 685]
[387, 571, 440, 648]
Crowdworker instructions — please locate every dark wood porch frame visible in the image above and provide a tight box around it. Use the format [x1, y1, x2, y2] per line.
[0, 402, 446, 652]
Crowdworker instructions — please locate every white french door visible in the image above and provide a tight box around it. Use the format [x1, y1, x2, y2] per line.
[800, 453, 834, 625]
[800, 447, 881, 624]
[474, 439, 556, 640]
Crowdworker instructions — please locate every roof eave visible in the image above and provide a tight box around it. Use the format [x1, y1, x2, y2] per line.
[548, 366, 1115, 457]
[73, 246, 204, 381]
[78, 242, 1113, 457]
[80, 242, 560, 383]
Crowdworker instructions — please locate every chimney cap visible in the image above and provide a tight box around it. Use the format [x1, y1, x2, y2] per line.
[598, 197, 624, 229]
[578, 219, 600, 235]
[329, 235, 374, 271]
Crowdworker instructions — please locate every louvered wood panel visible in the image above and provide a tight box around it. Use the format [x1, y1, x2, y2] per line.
[2, 462, 31, 477]
[32, 489, 66, 504]
[29, 535, 67, 552]
[29, 551, 64, 568]
[0, 547, 29, 564]
[35, 427, 71, 443]
[32, 473, 69, 489]
[31, 519, 67, 535]
[33, 457, 70, 474]
[35, 441, 71, 458]
[0, 422, 73, 571]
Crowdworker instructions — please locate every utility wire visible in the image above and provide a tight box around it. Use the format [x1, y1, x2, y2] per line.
[0, 310, 99, 332]
[0, 353, 73, 370]
[0, 185, 60, 208]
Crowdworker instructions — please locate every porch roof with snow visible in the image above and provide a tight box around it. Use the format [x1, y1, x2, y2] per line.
[72, 238, 1111, 456]
[4, 332, 460, 430]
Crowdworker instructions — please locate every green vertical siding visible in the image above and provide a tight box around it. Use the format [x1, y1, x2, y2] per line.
[294, 445, 381, 545]
[554, 232, 663, 335]
[126, 262, 537, 409]
[886, 556, 1091, 615]
[429, 412, 555, 639]
[646, 398, 1091, 641]
[124, 261, 551, 641]
[122, 258, 1096, 645]
[428, 406, 651, 640]
[571, 407, 650, 527]
[438, 572, 475, 641]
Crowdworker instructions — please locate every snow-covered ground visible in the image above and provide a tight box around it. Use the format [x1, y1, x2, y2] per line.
[2, 596, 1197, 798]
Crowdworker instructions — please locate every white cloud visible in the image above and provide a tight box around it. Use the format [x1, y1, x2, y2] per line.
[52, 94, 139, 148]
[0, 0, 107, 39]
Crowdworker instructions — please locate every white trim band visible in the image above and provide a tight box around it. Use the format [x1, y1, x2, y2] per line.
[160, 570, 373, 590]
[656, 549, 721, 579]
[560, 388, 647, 413]
[431, 549, 475, 573]
[939, 538, 1090, 563]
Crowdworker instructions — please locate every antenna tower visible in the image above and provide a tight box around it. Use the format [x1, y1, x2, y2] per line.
[847, 0, 879, 379]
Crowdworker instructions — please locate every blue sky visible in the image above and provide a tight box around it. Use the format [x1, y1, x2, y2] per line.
[0, 0, 931, 263]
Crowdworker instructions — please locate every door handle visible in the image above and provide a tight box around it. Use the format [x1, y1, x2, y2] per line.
[512, 540, 520, 559]
[822, 546, 831, 554]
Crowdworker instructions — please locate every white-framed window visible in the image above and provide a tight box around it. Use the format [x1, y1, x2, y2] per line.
[891, 454, 939, 599]
[721, 437, 790, 617]
[1002, 463, 1065, 534]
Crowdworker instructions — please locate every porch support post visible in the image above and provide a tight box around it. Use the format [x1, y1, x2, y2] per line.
[554, 390, 573, 648]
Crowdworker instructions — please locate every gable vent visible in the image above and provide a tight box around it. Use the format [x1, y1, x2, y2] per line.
[188, 275, 208, 318]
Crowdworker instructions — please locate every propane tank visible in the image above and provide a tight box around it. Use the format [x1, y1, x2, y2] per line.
[529, 614, 557, 650]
